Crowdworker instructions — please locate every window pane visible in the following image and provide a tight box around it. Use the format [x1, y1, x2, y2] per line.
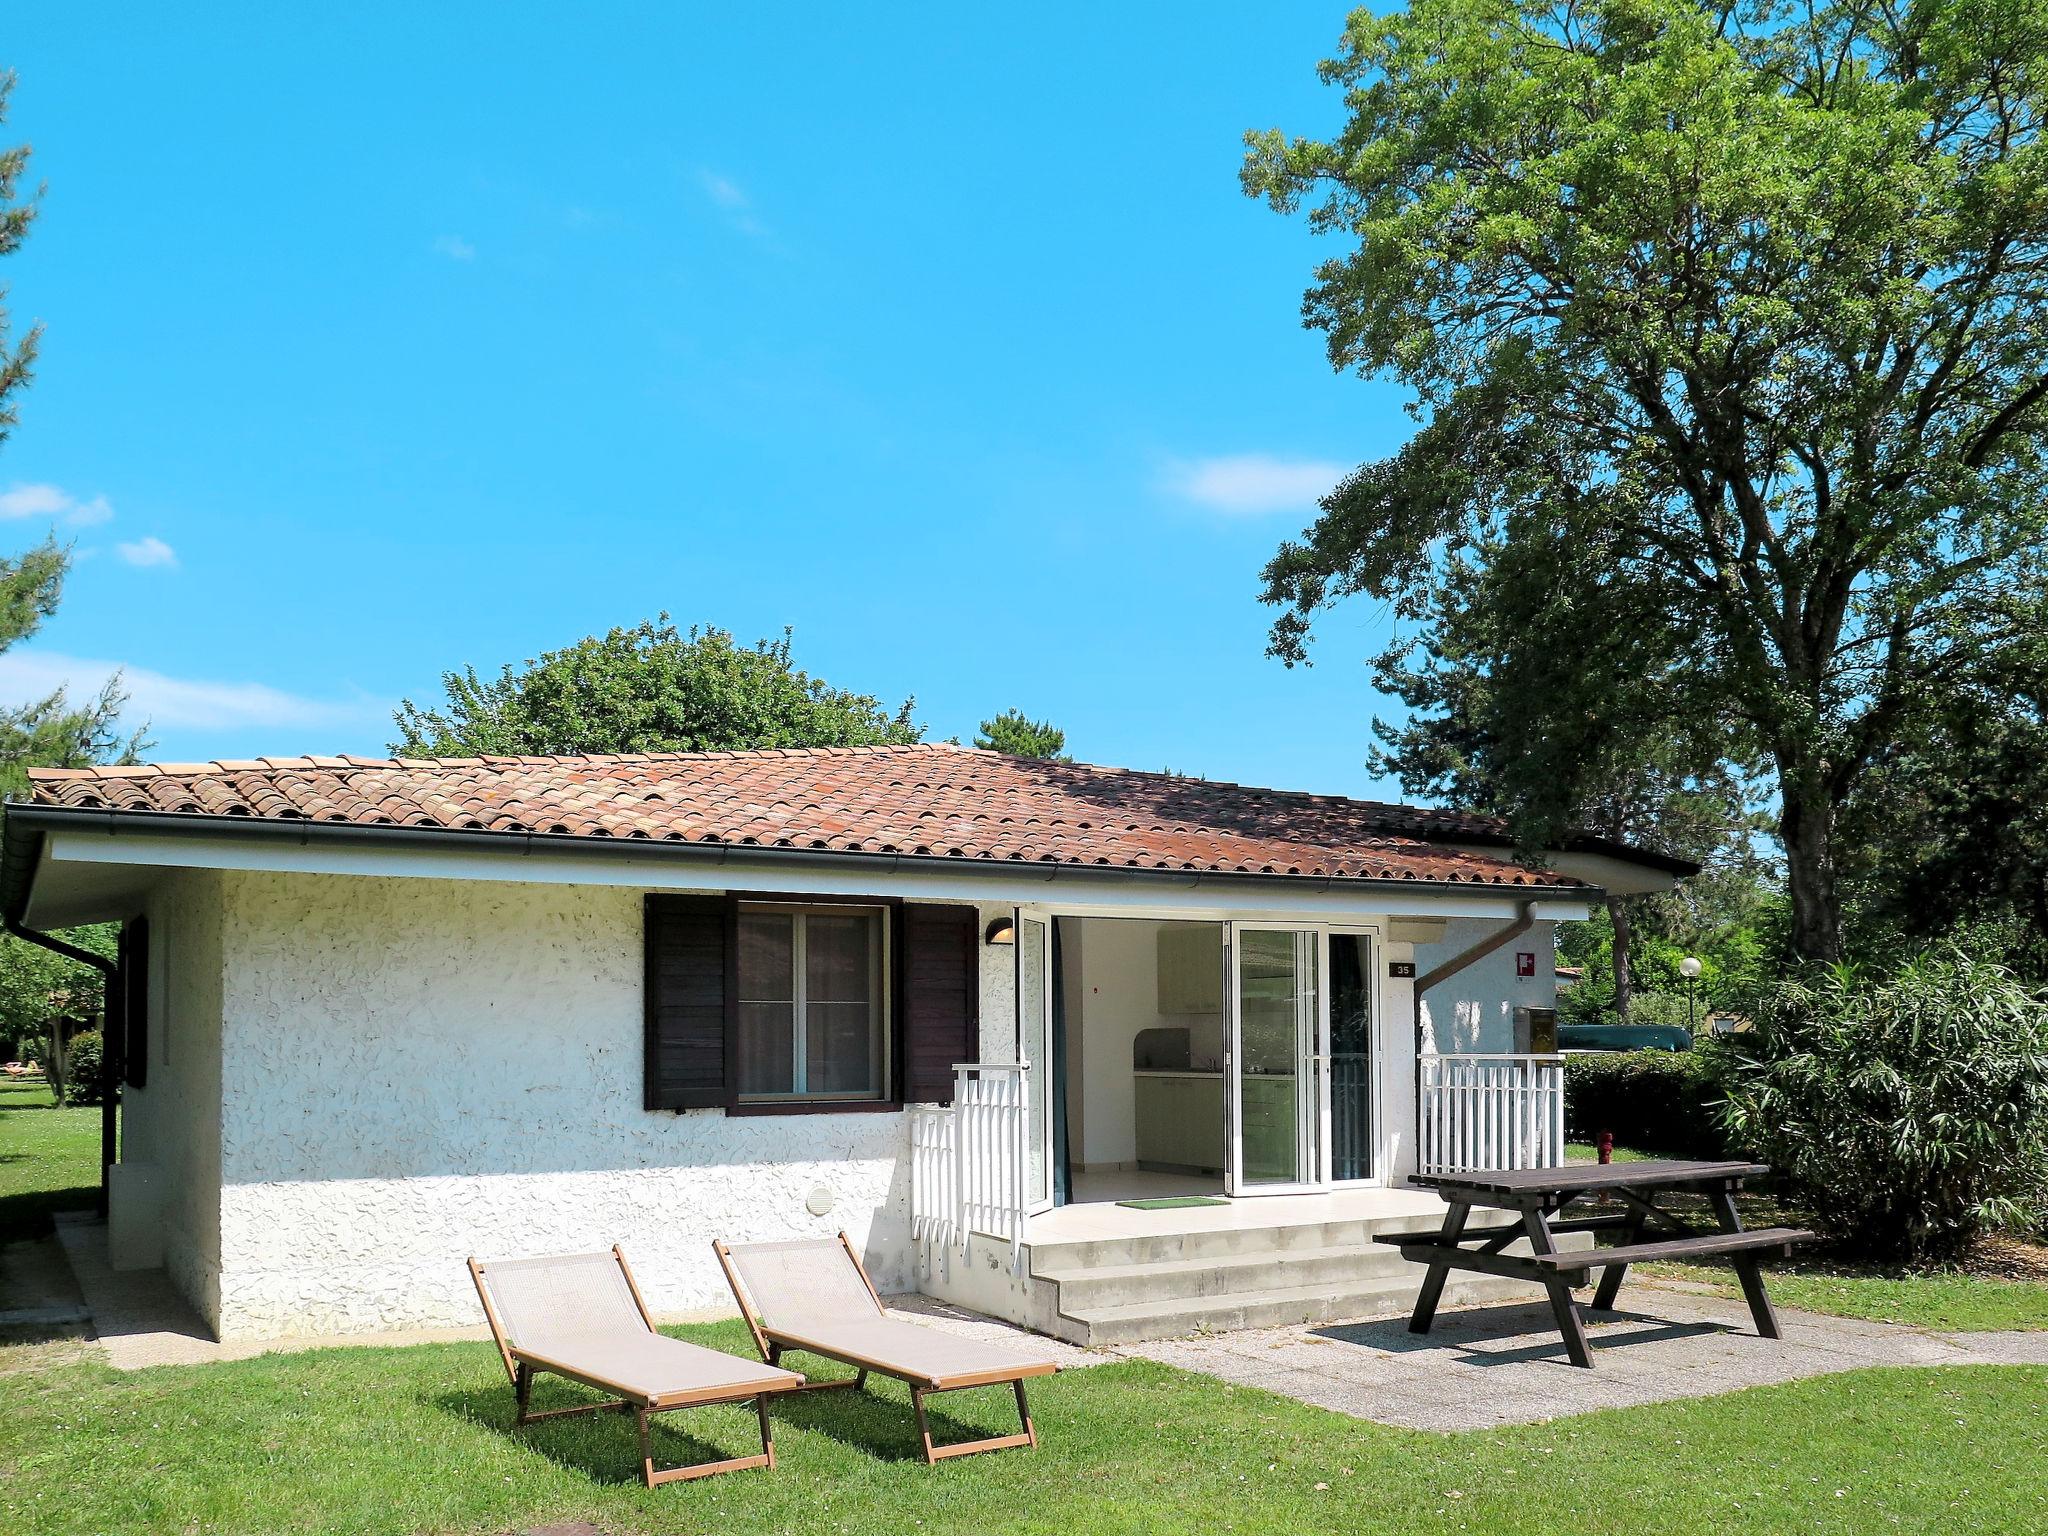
[738, 1001, 795, 1095]
[806, 1003, 876, 1095]
[805, 911, 874, 1003]
[738, 912, 794, 1002]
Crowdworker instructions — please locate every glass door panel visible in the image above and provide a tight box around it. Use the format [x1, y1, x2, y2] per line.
[1017, 910, 1054, 1213]
[1227, 926, 1324, 1193]
[1328, 932, 1374, 1182]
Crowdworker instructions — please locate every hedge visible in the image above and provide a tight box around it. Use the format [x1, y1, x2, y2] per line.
[1562, 1045, 1731, 1159]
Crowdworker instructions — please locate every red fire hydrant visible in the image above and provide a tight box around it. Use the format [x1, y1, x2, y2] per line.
[1597, 1130, 1614, 1165]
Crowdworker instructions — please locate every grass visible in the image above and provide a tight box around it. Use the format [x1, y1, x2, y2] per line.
[0, 1106, 2041, 1531]
[1564, 1139, 2048, 1331]
[1649, 1260, 2048, 1331]
[0, 1329, 2043, 1536]
[0, 1078, 100, 1246]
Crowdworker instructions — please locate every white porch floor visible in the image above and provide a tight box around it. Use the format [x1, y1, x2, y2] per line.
[1027, 1175, 1457, 1245]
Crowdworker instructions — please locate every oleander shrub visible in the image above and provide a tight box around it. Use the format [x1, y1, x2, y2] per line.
[58, 1029, 105, 1106]
[1563, 1045, 1732, 1159]
[1719, 950, 2048, 1263]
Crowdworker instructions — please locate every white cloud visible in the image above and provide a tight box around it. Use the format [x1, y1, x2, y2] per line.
[698, 170, 748, 209]
[1160, 454, 1349, 516]
[0, 649, 386, 731]
[0, 483, 116, 526]
[432, 233, 476, 261]
[116, 535, 177, 568]
[696, 169, 769, 240]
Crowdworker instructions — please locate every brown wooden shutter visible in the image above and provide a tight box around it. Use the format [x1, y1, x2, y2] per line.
[121, 917, 149, 1091]
[899, 904, 978, 1104]
[644, 895, 729, 1110]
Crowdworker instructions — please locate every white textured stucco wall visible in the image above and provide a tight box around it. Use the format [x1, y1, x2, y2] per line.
[976, 901, 1017, 1064]
[1415, 918, 1558, 1053]
[208, 872, 915, 1339]
[124, 874, 1551, 1338]
[114, 868, 225, 1317]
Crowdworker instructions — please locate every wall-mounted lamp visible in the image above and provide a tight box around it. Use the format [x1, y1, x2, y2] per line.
[984, 915, 1015, 946]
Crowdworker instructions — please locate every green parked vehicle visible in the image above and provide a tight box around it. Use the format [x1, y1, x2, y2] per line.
[1557, 1022, 1692, 1052]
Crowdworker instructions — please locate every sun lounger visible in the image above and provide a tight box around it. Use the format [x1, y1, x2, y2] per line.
[468, 1245, 804, 1485]
[714, 1231, 1057, 1464]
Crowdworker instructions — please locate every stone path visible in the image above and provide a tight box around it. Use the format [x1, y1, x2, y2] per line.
[1125, 1286, 2048, 1429]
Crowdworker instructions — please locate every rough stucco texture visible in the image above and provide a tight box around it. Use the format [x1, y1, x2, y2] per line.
[1416, 918, 1558, 1053]
[209, 871, 910, 1339]
[124, 868, 225, 1318]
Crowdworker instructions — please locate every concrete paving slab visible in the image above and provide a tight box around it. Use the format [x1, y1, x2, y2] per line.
[1120, 1283, 2048, 1429]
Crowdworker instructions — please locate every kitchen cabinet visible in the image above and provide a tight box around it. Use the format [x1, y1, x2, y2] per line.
[1133, 1071, 1224, 1173]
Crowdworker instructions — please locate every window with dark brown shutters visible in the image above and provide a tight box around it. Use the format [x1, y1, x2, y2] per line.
[645, 893, 977, 1113]
[899, 904, 978, 1105]
[643, 895, 729, 1110]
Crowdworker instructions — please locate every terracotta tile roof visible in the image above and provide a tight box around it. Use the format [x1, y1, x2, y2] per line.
[25, 744, 1581, 887]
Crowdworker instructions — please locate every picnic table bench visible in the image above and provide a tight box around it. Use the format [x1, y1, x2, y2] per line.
[1376, 1160, 1812, 1368]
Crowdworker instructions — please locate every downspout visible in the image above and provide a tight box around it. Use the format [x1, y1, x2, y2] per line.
[4, 913, 120, 1216]
[1412, 900, 1537, 1158]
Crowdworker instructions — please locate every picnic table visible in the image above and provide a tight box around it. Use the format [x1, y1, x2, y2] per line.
[1378, 1160, 1812, 1369]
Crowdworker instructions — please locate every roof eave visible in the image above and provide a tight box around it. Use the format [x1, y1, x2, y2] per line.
[2, 801, 1599, 910]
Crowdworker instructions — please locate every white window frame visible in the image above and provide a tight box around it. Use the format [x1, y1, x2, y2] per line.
[735, 902, 891, 1103]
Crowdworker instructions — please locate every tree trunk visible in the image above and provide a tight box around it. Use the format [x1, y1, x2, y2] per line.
[1607, 897, 1634, 1020]
[1780, 782, 1844, 964]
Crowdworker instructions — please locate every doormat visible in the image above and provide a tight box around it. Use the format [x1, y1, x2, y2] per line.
[1116, 1197, 1230, 1210]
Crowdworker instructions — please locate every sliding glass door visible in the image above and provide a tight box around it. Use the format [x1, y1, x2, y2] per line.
[1016, 908, 1055, 1214]
[1225, 925, 1326, 1194]
[1328, 931, 1376, 1183]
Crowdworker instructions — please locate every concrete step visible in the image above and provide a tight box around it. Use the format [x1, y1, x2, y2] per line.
[1061, 1270, 1544, 1347]
[1027, 1209, 1518, 1274]
[1035, 1241, 1423, 1310]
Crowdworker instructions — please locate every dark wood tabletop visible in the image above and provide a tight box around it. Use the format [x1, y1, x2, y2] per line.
[1410, 1159, 1770, 1197]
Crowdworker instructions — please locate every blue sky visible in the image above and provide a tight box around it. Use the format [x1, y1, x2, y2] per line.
[0, 4, 1424, 796]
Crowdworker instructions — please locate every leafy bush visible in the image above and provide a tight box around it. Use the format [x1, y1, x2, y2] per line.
[1619, 991, 1698, 1033]
[59, 1030, 105, 1106]
[1563, 1046, 1731, 1158]
[1719, 951, 2048, 1263]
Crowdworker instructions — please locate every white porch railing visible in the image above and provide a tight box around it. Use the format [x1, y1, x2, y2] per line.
[1418, 1053, 1566, 1176]
[909, 1062, 1030, 1275]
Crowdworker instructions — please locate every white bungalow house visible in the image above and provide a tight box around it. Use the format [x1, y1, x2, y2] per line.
[1, 744, 1690, 1344]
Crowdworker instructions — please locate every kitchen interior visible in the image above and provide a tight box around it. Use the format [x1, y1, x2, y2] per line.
[1061, 916, 1236, 1201]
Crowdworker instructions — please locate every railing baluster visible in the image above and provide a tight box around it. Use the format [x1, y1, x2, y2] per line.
[1419, 1052, 1567, 1175]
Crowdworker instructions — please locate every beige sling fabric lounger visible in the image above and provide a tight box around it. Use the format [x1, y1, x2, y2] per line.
[469, 1246, 804, 1486]
[714, 1232, 1058, 1465]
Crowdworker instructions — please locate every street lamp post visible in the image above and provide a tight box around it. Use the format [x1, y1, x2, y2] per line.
[1679, 955, 1703, 1034]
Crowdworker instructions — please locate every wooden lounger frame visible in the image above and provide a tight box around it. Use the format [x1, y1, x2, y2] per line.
[469, 1245, 797, 1486]
[714, 1230, 1053, 1465]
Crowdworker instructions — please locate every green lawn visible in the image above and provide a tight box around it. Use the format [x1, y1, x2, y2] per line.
[0, 1078, 100, 1245]
[1563, 1140, 2048, 1330]
[0, 1331, 2043, 1536]
[0, 1113, 2041, 1531]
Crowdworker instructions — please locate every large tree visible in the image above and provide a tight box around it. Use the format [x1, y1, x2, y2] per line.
[1245, 0, 2048, 961]
[1372, 537, 1771, 1013]
[392, 619, 923, 757]
[1837, 589, 2048, 974]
